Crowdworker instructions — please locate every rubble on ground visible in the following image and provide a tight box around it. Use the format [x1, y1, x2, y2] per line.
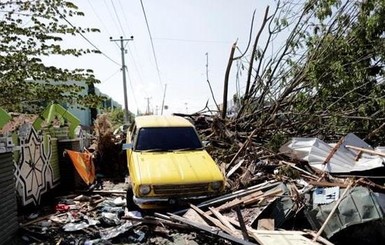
[16, 114, 385, 245]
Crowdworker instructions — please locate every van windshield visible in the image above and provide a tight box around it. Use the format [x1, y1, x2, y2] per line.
[135, 127, 203, 151]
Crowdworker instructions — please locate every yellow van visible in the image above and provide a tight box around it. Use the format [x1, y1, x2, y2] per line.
[124, 115, 225, 209]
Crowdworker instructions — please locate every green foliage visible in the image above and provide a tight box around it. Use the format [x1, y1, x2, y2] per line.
[0, 0, 103, 113]
[104, 108, 135, 129]
[266, 132, 289, 152]
[298, 0, 385, 142]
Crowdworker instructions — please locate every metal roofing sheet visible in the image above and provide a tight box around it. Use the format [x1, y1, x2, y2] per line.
[280, 133, 384, 173]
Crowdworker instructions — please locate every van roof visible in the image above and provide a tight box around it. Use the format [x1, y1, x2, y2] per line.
[134, 115, 193, 128]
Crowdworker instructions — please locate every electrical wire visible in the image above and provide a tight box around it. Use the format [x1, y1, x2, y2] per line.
[87, 0, 120, 50]
[111, 0, 126, 36]
[117, 0, 133, 40]
[103, 0, 120, 35]
[153, 37, 233, 44]
[117, 0, 148, 91]
[102, 69, 121, 83]
[110, 0, 147, 104]
[125, 66, 138, 109]
[139, 0, 163, 87]
[56, 10, 121, 67]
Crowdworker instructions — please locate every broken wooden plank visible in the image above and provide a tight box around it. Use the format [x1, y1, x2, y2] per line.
[174, 180, 280, 215]
[307, 230, 334, 245]
[209, 207, 242, 238]
[227, 159, 245, 178]
[250, 230, 322, 245]
[243, 188, 283, 206]
[257, 219, 275, 231]
[183, 208, 208, 226]
[122, 215, 189, 229]
[221, 214, 316, 245]
[235, 205, 250, 241]
[212, 190, 263, 213]
[308, 180, 348, 188]
[189, 204, 235, 236]
[323, 137, 344, 165]
[168, 213, 257, 245]
[224, 215, 269, 242]
[280, 161, 318, 180]
[345, 145, 385, 157]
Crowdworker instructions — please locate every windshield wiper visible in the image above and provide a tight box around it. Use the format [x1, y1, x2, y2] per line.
[173, 147, 202, 152]
[140, 148, 170, 152]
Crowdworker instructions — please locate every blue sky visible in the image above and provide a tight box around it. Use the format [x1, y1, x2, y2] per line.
[46, 0, 276, 115]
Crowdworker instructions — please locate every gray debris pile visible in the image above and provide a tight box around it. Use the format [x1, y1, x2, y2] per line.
[18, 131, 385, 245]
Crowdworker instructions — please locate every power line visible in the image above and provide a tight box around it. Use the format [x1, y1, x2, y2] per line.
[125, 66, 138, 110]
[153, 37, 234, 44]
[110, 0, 147, 99]
[56, 10, 121, 66]
[102, 69, 121, 83]
[139, 0, 162, 87]
[103, 0, 120, 35]
[113, 0, 146, 90]
[117, 0, 133, 35]
[111, 0, 126, 36]
[87, 0, 120, 50]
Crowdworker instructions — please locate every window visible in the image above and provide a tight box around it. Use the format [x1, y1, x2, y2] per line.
[135, 127, 203, 151]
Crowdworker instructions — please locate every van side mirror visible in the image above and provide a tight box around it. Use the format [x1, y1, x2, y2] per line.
[122, 143, 133, 150]
[202, 141, 210, 147]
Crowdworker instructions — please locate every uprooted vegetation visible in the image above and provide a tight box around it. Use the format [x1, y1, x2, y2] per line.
[211, 0, 385, 145]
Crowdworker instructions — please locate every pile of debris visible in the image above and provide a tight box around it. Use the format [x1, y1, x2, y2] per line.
[16, 113, 385, 244]
[17, 180, 329, 245]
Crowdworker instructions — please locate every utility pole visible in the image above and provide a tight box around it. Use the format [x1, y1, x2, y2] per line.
[161, 83, 167, 115]
[110, 36, 134, 123]
[145, 97, 152, 115]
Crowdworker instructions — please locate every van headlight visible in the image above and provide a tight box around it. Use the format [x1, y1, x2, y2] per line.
[210, 181, 223, 191]
[139, 185, 151, 195]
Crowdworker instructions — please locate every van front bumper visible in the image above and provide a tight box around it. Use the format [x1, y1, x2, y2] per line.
[133, 195, 210, 209]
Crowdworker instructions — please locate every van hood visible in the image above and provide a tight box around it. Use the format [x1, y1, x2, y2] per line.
[131, 150, 224, 184]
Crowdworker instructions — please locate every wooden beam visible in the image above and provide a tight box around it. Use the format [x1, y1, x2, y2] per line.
[345, 145, 385, 158]
[323, 137, 344, 165]
[235, 205, 250, 241]
[174, 180, 280, 215]
[209, 207, 242, 238]
[168, 213, 257, 245]
[189, 204, 235, 236]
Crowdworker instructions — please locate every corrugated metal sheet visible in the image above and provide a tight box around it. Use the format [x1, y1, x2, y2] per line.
[0, 152, 18, 244]
[280, 133, 384, 173]
[307, 186, 383, 238]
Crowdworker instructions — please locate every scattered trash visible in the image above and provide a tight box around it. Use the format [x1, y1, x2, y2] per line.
[99, 221, 133, 240]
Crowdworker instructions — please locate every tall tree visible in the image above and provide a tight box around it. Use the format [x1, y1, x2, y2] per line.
[0, 0, 102, 113]
[232, 0, 385, 148]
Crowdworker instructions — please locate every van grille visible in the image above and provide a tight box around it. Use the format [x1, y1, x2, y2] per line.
[153, 183, 208, 195]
